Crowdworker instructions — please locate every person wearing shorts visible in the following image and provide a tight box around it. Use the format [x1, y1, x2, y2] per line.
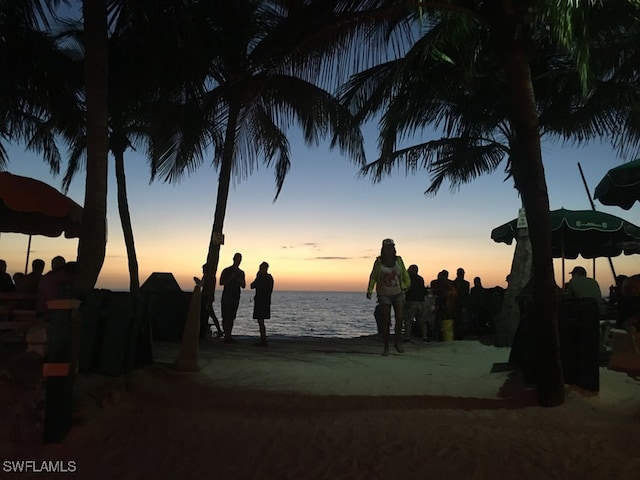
[366, 238, 410, 356]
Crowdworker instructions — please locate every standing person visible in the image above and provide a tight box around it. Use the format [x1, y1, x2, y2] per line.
[366, 238, 410, 356]
[219, 252, 246, 344]
[250, 262, 274, 346]
[194, 264, 223, 339]
[469, 276, 490, 335]
[453, 267, 470, 339]
[403, 264, 428, 342]
[0, 260, 15, 292]
[431, 270, 453, 340]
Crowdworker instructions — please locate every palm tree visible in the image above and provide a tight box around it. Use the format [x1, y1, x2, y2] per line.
[338, 0, 640, 406]
[0, 0, 76, 171]
[52, 0, 193, 293]
[75, 0, 109, 292]
[52, 0, 208, 293]
[0, 0, 107, 292]
[149, 0, 367, 312]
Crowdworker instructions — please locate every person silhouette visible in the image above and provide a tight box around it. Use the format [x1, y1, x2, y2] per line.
[18, 258, 45, 293]
[0, 259, 15, 292]
[219, 253, 245, 343]
[250, 262, 274, 346]
[194, 264, 223, 339]
[453, 267, 470, 339]
[403, 264, 428, 342]
[36, 256, 75, 315]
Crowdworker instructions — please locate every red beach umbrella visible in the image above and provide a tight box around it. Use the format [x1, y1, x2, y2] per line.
[0, 171, 83, 238]
[0, 171, 83, 271]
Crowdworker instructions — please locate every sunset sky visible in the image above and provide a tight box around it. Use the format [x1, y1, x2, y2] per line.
[4, 4, 640, 295]
[2, 123, 640, 294]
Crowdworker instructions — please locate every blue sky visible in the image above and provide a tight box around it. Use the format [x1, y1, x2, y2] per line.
[2, 124, 640, 293]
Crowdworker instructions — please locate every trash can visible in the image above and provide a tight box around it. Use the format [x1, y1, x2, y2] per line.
[140, 273, 191, 341]
[441, 319, 454, 341]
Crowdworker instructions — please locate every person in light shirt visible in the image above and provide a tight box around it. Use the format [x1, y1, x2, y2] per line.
[366, 238, 410, 356]
[566, 266, 607, 316]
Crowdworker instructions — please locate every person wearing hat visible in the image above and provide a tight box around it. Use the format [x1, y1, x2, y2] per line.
[566, 266, 607, 315]
[366, 238, 411, 356]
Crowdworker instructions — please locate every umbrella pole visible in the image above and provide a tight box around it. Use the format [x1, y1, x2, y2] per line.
[579, 162, 617, 283]
[25, 235, 32, 274]
[561, 231, 566, 289]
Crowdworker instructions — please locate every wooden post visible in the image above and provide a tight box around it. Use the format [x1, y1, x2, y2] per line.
[43, 299, 81, 444]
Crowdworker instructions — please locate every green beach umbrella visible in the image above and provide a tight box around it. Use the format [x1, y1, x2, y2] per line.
[594, 158, 640, 210]
[491, 208, 640, 260]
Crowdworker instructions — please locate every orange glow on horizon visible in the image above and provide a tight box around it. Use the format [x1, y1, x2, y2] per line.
[6, 230, 639, 294]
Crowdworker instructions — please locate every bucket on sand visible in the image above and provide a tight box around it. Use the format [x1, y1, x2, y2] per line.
[441, 319, 454, 341]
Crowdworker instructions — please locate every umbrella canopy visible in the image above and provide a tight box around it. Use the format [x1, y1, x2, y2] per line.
[491, 208, 640, 259]
[593, 158, 640, 210]
[0, 171, 83, 238]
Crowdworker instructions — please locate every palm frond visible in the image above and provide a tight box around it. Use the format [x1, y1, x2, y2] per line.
[362, 136, 509, 195]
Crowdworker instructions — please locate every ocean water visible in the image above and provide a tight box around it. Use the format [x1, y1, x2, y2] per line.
[211, 291, 379, 339]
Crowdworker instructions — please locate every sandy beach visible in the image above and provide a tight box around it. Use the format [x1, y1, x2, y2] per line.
[1, 334, 640, 480]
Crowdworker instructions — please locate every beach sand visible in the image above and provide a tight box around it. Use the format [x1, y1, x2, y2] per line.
[1, 335, 640, 479]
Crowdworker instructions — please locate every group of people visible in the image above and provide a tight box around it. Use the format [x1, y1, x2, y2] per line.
[366, 238, 499, 356]
[569, 267, 640, 335]
[198, 253, 274, 346]
[0, 256, 76, 316]
[609, 273, 640, 331]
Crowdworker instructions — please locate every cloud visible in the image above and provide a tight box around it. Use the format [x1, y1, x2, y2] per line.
[313, 256, 351, 260]
[282, 242, 321, 250]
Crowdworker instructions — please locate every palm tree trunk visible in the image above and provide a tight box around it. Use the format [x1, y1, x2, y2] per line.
[114, 148, 140, 292]
[76, 0, 108, 292]
[201, 100, 242, 309]
[501, 26, 564, 407]
[494, 225, 532, 347]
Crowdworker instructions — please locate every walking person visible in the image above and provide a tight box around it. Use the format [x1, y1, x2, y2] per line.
[219, 253, 246, 344]
[366, 238, 410, 356]
[251, 262, 274, 346]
